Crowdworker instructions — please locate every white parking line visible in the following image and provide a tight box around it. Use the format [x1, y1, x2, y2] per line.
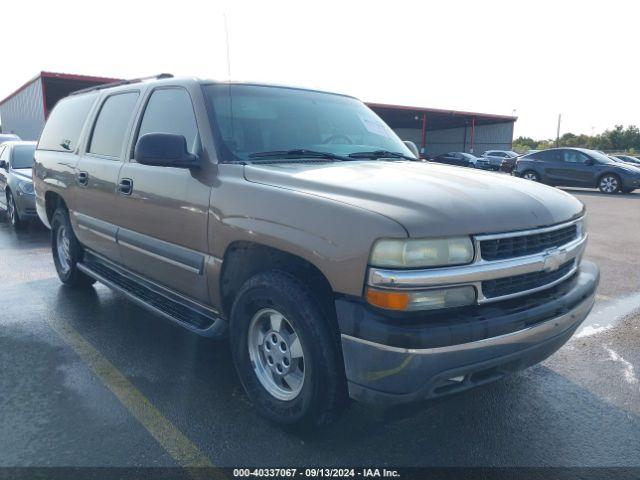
[575, 292, 640, 339]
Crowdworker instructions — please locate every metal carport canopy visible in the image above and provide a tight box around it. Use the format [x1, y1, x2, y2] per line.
[366, 102, 517, 154]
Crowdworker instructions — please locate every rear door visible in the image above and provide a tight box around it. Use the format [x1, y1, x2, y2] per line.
[0, 145, 9, 208]
[114, 86, 212, 303]
[536, 150, 564, 184]
[73, 90, 141, 261]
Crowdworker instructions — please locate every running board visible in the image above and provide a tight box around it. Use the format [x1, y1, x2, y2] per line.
[77, 252, 226, 337]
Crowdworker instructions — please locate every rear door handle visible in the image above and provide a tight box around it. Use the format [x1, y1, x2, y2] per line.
[118, 178, 133, 196]
[77, 171, 89, 186]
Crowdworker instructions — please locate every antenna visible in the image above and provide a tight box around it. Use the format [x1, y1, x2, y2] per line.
[223, 12, 235, 146]
[223, 13, 232, 81]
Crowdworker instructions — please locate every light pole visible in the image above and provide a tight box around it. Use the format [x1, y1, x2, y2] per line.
[556, 114, 562, 147]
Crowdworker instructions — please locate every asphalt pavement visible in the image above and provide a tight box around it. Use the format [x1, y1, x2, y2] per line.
[1, 189, 639, 471]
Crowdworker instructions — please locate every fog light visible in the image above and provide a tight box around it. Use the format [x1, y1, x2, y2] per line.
[366, 286, 476, 311]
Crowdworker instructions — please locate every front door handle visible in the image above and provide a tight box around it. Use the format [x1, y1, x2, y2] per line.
[118, 178, 133, 196]
[77, 171, 89, 187]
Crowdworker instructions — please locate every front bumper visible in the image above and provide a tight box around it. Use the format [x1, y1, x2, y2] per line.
[14, 192, 37, 219]
[337, 260, 599, 406]
[621, 175, 640, 190]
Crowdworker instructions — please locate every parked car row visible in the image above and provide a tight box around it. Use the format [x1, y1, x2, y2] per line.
[428, 150, 517, 170]
[515, 147, 640, 194]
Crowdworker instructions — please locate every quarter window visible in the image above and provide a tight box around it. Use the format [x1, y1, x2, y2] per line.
[38, 93, 97, 152]
[89, 92, 140, 158]
[136, 88, 199, 155]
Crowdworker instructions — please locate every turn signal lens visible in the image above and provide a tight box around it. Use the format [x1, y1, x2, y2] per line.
[366, 286, 476, 312]
[366, 289, 410, 311]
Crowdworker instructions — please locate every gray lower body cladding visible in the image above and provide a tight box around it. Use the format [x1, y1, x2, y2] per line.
[336, 261, 599, 405]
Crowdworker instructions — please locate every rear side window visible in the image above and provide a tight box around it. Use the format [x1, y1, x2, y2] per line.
[38, 93, 97, 152]
[136, 88, 199, 155]
[538, 150, 562, 162]
[89, 92, 139, 158]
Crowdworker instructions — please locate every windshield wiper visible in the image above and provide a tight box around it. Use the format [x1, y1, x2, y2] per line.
[248, 149, 350, 162]
[347, 150, 416, 161]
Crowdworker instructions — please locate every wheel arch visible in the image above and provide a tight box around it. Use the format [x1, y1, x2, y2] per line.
[219, 241, 335, 320]
[44, 191, 68, 224]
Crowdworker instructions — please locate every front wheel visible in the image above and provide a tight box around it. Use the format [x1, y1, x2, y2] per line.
[598, 174, 621, 194]
[6, 191, 25, 230]
[51, 207, 96, 287]
[230, 271, 347, 429]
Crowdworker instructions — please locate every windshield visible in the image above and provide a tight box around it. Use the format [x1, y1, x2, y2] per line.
[203, 84, 414, 162]
[459, 153, 477, 160]
[10, 145, 36, 169]
[504, 151, 519, 157]
[587, 149, 616, 164]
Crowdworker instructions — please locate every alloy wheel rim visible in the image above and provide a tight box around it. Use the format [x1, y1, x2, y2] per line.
[56, 226, 72, 274]
[7, 194, 15, 224]
[601, 176, 617, 193]
[524, 172, 537, 181]
[247, 308, 305, 401]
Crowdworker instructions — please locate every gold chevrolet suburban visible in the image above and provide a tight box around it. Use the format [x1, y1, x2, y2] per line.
[33, 74, 599, 428]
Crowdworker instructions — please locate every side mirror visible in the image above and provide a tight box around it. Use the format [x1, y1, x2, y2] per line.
[0, 160, 6, 170]
[134, 133, 200, 168]
[584, 158, 595, 166]
[403, 140, 419, 159]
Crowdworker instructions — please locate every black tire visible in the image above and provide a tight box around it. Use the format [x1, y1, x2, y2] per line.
[598, 174, 621, 194]
[522, 170, 539, 182]
[6, 191, 25, 230]
[230, 270, 348, 430]
[622, 188, 635, 194]
[51, 207, 96, 287]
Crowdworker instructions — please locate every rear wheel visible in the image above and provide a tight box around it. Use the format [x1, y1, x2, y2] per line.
[230, 271, 347, 429]
[523, 170, 539, 182]
[6, 191, 25, 230]
[51, 207, 96, 287]
[598, 174, 621, 194]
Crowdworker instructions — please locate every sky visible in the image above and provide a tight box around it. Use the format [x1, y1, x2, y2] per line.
[1, 0, 638, 139]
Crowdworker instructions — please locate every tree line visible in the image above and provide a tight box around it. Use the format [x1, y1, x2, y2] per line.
[513, 125, 640, 154]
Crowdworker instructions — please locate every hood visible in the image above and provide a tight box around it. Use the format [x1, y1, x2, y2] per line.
[244, 161, 585, 237]
[12, 168, 33, 181]
[613, 163, 640, 174]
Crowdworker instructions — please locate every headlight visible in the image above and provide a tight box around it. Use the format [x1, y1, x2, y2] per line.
[576, 217, 587, 238]
[366, 285, 476, 311]
[17, 181, 34, 195]
[370, 237, 474, 268]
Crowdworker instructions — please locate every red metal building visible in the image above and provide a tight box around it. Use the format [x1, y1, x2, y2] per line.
[0, 71, 120, 140]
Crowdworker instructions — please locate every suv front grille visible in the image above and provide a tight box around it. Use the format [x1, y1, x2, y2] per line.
[480, 224, 577, 261]
[482, 260, 575, 299]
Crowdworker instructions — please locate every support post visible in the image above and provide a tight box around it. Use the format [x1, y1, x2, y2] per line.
[420, 112, 427, 158]
[470, 116, 476, 154]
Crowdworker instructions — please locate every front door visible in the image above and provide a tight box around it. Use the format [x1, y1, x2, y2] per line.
[73, 91, 141, 262]
[115, 87, 211, 303]
[553, 149, 596, 187]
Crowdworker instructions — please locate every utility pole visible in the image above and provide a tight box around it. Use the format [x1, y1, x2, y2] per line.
[556, 114, 562, 147]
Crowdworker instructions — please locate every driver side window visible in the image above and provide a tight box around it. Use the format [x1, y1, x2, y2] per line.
[562, 150, 588, 164]
[136, 88, 199, 156]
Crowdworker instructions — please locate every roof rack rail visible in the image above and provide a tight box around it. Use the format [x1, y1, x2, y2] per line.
[70, 73, 174, 96]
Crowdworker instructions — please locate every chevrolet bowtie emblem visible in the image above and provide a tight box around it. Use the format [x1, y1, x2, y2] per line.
[542, 247, 567, 272]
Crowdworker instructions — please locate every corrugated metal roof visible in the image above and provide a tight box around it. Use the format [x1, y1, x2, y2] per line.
[0, 71, 122, 107]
